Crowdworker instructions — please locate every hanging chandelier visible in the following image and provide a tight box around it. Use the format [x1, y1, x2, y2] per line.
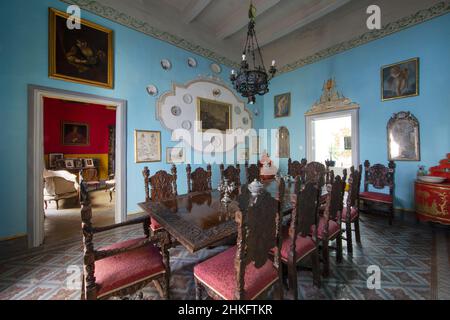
[230, 2, 277, 104]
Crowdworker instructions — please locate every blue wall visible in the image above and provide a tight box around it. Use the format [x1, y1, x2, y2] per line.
[0, 0, 263, 239]
[263, 14, 450, 210]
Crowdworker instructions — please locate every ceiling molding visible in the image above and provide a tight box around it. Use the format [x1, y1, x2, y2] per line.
[278, 1, 450, 75]
[60, 0, 449, 77]
[60, 0, 240, 69]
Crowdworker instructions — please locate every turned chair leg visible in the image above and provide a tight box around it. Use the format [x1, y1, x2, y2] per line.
[44, 201, 48, 210]
[336, 233, 343, 263]
[274, 279, 283, 300]
[194, 278, 203, 300]
[56, 200, 59, 210]
[287, 261, 298, 300]
[312, 250, 321, 288]
[346, 222, 353, 255]
[322, 239, 330, 277]
[389, 204, 394, 225]
[354, 219, 362, 244]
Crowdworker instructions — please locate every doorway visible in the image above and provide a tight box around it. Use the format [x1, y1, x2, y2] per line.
[306, 109, 359, 173]
[28, 85, 127, 248]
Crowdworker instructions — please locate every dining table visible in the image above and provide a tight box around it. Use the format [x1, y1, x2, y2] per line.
[138, 179, 327, 254]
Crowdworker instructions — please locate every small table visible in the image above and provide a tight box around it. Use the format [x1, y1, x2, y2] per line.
[139, 180, 326, 253]
[415, 180, 450, 225]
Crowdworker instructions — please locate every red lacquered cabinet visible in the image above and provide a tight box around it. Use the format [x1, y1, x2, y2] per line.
[415, 181, 450, 225]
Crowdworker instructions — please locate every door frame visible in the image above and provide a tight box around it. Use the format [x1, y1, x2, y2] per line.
[28, 85, 128, 248]
[305, 109, 360, 168]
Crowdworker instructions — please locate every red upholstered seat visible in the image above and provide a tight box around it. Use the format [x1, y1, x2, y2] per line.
[150, 218, 163, 232]
[95, 238, 165, 298]
[279, 228, 316, 263]
[310, 217, 340, 240]
[194, 246, 278, 300]
[359, 191, 393, 203]
[340, 207, 359, 222]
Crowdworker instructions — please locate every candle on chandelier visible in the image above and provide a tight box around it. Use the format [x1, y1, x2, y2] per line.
[242, 54, 246, 61]
[231, 69, 236, 75]
[272, 60, 276, 66]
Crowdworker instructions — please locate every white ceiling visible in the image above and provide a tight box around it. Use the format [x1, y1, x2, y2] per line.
[95, 0, 443, 70]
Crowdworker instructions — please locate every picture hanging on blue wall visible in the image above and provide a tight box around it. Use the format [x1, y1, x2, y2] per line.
[381, 58, 419, 101]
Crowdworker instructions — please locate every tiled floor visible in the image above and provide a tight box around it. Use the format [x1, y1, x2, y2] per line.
[0, 213, 449, 300]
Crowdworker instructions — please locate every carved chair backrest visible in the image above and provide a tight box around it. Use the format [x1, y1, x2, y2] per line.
[289, 181, 320, 259]
[288, 158, 307, 178]
[347, 166, 361, 210]
[364, 160, 395, 195]
[323, 173, 344, 225]
[245, 161, 261, 183]
[187, 164, 212, 193]
[220, 164, 241, 186]
[143, 165, 178, 202]
[234, 180, 284, 300]
[304, 162, 326, 188]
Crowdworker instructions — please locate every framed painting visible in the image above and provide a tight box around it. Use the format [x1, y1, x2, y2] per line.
[167, 147, 185, 164]
[135, 130, 161, 163]
[49, 153, 64, 168]
[49, 8, 114, 89]
[387, 111, 420, 161]
[238, 148, 250, 161]
[62, 122, 90, 146]
[381, 58, 419, 101]
[274, 93, 291, 118]
[84, 159, 95, 168]
[197, 98, 232, 132]
[250, 136, 260, 155]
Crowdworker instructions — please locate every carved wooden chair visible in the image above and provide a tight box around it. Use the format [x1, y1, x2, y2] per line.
[143, 165, 178, 236]
[187, 164, 212, 193]
[360, 160, 396, 225]
[193, 184, 284, 300]
[288, 158, 307, 179]
[304, 161, 327, 187]
[245, 161, 261, 183]
[220, 164, 241, 187]
[80, 181, 170, 300]
[279, 181, 321, 300]
[341, 166, 362, 254]
[314, 172, 344, 277]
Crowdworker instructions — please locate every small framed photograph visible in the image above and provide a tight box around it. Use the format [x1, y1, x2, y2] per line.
[238, 148, 250, 161]
[381, 58, 419, 101]
[65, 159, 75, 169]
[135, 130, 162, 163]
[62, 122, 90, 146]
[167, 147, 185, 164]
[84, 159, 95, 168]
[49, 153, 64, 168]
[74, 159, 83, 169]
[55, 159, 66, 169]
[274, 93, 291, 118]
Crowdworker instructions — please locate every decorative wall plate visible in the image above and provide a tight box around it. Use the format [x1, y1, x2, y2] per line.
[161, 59, 172, 70]
[242, 117, 249, 125]
[187, 57, 197, 68]
[213, 88, 221, 97]
[146, 85, 158, 96]
[234, 106, 242, 115]
[182, 120, 192, 130]
[211, 136, 222, 147]
[210, 63, 222, 74]
[171, 106, 182, 116]
[183, 94, 193, 104]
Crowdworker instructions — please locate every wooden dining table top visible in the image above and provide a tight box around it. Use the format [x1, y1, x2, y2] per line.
[138, 180, 326, 253]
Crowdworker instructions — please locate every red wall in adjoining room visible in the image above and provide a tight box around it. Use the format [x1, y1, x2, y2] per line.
[44, 97, 116, 154]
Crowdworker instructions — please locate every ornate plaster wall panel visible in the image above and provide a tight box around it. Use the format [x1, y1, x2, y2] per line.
[157, 77, 253, 153]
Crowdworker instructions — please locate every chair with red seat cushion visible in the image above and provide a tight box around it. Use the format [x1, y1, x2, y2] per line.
[245, 161, 261, 184]
[79, 181, 170, 300]
[281, 181, 321, 300]
[288, 158, 307, 179]
[342, 166, 362, 255]
[194, 181, 284, 300]
[313, 173, 345, 277]
[360, 160, 396, 225]
[142, 166, 178, 235]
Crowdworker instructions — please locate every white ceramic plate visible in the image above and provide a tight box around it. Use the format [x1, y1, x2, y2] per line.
[187, 57, 197, 68]
[161, 59, 172, 70]
[171, 106, 182, 116]
[210, 63, 222, 74]
[146, 85, 158, 96]
[182, 120, 192, 130]
[418, 176, 446, 183]
[234, 106, 242, 115]
[183, 94, 193, 104]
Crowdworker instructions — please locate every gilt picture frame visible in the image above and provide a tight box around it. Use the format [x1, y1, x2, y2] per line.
[197, 97, 232, 133]
[274, 93, 291, 118]
[166, 147, 185, 164]
[387, 111, 420, 161]
[381, 58, 419, 101]
[62, 122, 90, 146]
[134, 130, 162, 163]
[49, 8, 114, 89]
